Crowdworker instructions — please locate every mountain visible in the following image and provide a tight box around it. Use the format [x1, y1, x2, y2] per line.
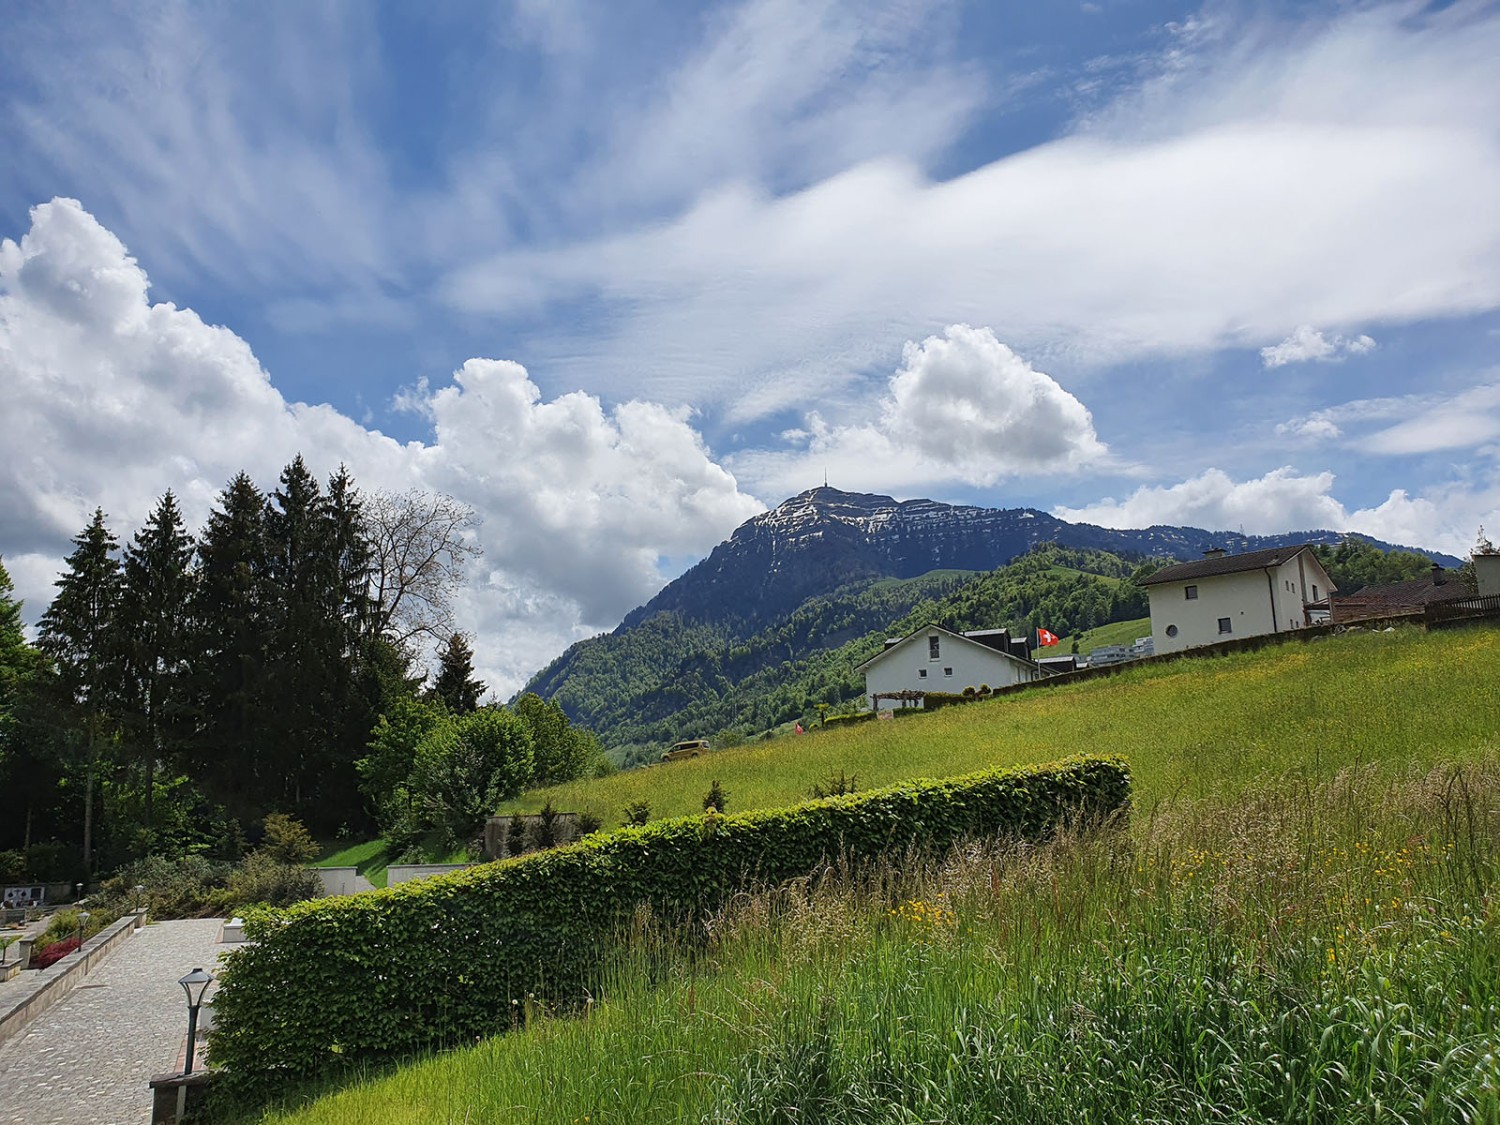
[619, 487, 1453, 635]
[523, 487, 1457, 754]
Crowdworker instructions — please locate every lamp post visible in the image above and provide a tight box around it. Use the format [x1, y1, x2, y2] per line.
[134, 884, 146, 915]
[179, 968, 213, 1074]
[75, 911, 90, 952]
[74, 882, 83, 904]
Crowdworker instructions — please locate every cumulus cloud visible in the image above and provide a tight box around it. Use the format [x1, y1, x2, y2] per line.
[1053, 466, 1500, 557]
[0, 199, 761, 694]
[729, 325, 1106, 497]
[1260, 326, 1376, 368]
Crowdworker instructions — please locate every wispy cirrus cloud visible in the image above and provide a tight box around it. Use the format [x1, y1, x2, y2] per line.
[1277, 380, 1500, 454]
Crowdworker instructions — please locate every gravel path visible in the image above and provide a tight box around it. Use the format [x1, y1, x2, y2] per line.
[0, 919, 228, 1125]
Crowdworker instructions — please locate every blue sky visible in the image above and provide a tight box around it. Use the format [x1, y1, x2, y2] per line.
[3, 0, 1499, 692]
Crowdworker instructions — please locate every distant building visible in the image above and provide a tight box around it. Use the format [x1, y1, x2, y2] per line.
[857, 624, 1039, 707]
[1130, 636, 1154, 658]
[1037, 654, 1079, 675]
[1137, 544, 1336, 655]
[1087, 645, 1132, 667]
[1329, 566, 1473, 624]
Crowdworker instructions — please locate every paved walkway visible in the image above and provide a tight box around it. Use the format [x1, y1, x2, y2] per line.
[0, 919, 228, 1125]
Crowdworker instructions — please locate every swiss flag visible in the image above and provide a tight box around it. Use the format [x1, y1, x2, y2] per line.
[1037, 627, 1060, 647]
[794, 723, 804, 734]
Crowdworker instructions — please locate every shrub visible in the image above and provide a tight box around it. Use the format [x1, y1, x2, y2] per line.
[260, 813, 319, 865]
[210, 755, 1128, 1092]
[624, 801, 651, 827]
[506, 813, 526, 858]
[533, 801, 559, 850]
[101, 855, 234, 919]
[809, 771, 858, 799]
[823, 712, 874, 729]
[31, 936, 79, 969]
[224, 853, 322, 910]
[703, 780, 730, 814]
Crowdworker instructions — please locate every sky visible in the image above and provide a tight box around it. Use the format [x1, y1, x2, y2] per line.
[3, 0, 1499, 697]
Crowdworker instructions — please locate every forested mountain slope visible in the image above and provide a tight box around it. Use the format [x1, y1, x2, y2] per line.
[524, 488, 1453, 756]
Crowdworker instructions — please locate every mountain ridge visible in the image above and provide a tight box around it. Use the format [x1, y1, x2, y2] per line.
[617, 486, 1456, 636]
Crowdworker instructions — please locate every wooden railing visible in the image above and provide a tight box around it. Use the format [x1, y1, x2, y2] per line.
[1425, 593, 1500, 625]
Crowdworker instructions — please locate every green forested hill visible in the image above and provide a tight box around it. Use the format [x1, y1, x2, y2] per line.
[526, 547, 1151, 756]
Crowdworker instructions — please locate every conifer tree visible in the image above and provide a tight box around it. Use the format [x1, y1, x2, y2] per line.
[38, 509, 123, 872]
[118, 491, 197, 837]
[193, 472, 271, 818]
[0, 556, 49, 854]
[432, 632, 484, 714]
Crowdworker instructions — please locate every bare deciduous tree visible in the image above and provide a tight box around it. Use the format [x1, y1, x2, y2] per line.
[367, 490, 482, 644]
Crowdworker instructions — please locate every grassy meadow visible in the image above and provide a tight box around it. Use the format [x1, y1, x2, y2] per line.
[230, 623, 1500, 1123]
[250, 759, 1500, 1124]
[506, 624, 1500, 825]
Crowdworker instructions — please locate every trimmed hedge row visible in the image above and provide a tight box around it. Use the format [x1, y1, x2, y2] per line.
[211, 755, 1129, 1088]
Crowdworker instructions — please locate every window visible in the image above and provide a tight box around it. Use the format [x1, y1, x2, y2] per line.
[1185, 585, 1198, 600]
[1218, 617, 1232, 634]
[928, 635, 940, 659]
[918, 668, 928, 679]
[1311, 584, 1319, 600]
[943, 667, 953, 677]
[1165, 625, 1179, 637]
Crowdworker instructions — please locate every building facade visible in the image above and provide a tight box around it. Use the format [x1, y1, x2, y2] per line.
[1138, 545, 1335, 655]
[857, 624, 1039, 705]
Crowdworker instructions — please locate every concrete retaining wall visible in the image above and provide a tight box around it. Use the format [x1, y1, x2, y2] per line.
[311, 868, 374, 897]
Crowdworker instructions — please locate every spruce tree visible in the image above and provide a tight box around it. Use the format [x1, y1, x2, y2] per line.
[263, 455, 336, 813]
[0, 557, 49, 855]
[193, 472, 271, 819]
[118, 491, 197, 839]
[433, 632, 484, 714]
[38, 509, 123, 873]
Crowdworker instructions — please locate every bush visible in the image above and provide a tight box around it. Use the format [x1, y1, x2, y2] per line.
[623, 801, 651, 827]
[224, 853, 322, 910]
[260, 814, 319, 865]
[823, 712, 874, 729]
[31, 936, 79, 969]
[702, 780, 730, 814]
[211, 755, 1128, 1091]
[100, 855, 233, 919]
[809, 771, 858, 799]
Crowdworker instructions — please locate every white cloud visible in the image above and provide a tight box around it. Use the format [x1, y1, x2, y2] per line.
[1260, 325, 1376, 368]
[1054, 466, 1500, 557]
[0, 199, 761, 694]
[448, 3, 1500, 416]
[1054, 467, 1347, 535]
[729, 325, 1106, 497]
[1277, 380, 1500, 454]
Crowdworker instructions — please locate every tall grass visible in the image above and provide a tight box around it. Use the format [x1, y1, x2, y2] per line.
[251, 758, 1500, 1124]
[507, 625, 1500, 826]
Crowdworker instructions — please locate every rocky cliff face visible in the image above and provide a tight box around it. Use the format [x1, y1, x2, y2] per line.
[618, 486, 1415, 636]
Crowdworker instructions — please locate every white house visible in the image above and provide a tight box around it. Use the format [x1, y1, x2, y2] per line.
[856, 624, 1040, 707]
[1137, 545, 1336, 655]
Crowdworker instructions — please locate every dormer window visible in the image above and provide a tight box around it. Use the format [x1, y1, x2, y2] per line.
[929, 636, 940, 659]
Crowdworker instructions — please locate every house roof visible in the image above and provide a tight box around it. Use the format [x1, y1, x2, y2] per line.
[1332, 574, 1469, 609]
[1136, 544, 1320, 587]
[855, 623, 1036, 673]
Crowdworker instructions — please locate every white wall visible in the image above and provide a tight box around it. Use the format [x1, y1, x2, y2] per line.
[1150, 554, 1334, 654]
[863, 631, 1034, 702]
[1477, 554, 1500, 597]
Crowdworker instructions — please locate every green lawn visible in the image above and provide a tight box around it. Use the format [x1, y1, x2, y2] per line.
[313, 839, 395, 889]
[503, 623, 1500, 827]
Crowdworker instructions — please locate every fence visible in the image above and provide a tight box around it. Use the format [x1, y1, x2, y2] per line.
[1425, 593, 1500, 626]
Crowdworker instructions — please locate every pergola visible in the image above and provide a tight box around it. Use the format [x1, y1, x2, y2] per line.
[870, 689, 926, 711]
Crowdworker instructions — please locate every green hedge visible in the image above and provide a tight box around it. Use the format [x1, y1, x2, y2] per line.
[823, 711, 875, 728]
[211, 755, 1128, 1089]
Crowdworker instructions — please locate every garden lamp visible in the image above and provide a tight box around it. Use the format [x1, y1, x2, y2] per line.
[179, 967, 213, 1074]
[75, 911, 90, 951]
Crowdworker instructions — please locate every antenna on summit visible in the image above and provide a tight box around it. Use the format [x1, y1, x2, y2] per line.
[823, 468, 828, 488]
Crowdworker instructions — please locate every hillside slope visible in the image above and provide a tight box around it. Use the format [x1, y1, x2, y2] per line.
[529, 546, 1150, 751]
[511, 622, 1500, 823]
[525, 487, 1455, 751]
